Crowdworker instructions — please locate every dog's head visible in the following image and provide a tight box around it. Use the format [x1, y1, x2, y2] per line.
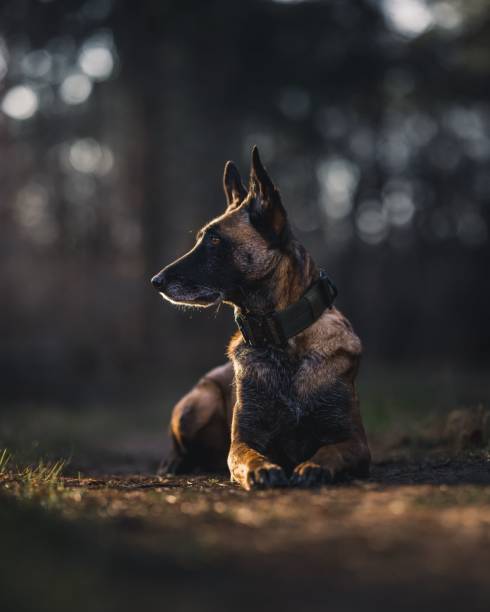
[151, 146, 293, 309]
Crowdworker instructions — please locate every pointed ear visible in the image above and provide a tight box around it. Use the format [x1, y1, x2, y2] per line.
[223, 161, 247, 209]
[249, 146, 288, 243]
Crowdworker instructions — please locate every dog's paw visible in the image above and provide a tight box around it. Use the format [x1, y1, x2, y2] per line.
[290, 462, 333, 488]
[245, 464, 289, 490]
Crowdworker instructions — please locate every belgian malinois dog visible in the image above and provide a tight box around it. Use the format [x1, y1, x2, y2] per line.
[151, 147, 371, 490]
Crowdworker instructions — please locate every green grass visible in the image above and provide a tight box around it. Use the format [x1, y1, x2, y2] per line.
[0, 448, 66, 485]
[19, 459, 66, 484]
[0, 448, 11, 474]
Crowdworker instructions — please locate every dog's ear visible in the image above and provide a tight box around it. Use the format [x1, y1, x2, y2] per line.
[223, 161, 247, 209]
[248, 145, 288, 244]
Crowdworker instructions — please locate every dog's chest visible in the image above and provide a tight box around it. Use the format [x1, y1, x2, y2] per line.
[239, 347, 315, 414]
[235, 345, 352, 462]
[237, 348, 330, 424]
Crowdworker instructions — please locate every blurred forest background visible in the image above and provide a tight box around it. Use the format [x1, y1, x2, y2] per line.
[1, 0, 489, 410]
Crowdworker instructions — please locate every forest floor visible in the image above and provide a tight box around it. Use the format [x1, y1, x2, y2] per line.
[1, 373, 490, 612]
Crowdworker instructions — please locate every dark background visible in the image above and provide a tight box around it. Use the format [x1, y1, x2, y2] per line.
[1, 0, 489, 411]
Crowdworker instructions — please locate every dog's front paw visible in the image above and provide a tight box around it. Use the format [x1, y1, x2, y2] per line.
[244, 464, 289, 490]
[290, 462, 333, 488]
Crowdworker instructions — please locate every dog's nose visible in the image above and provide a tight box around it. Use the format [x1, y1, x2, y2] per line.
[151, 273, 165, 290]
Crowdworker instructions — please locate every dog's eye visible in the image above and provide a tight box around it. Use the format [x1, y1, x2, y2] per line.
[209, 236, 221, 246]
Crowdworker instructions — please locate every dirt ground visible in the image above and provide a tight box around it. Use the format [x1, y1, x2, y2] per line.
[1, 397, 490, 612]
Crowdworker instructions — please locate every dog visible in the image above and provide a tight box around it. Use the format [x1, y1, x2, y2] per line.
[151, 146, 371, 490]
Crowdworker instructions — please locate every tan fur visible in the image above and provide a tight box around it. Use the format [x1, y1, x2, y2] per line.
[293, 307, 362, 393]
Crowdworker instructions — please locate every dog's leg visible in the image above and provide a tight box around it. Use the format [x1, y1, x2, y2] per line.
[160, 363, 234, 474]
[291, 434, 371, 486]
[292, 357, 370, 486]
[228, 440, 289, 490]
[227, 399, 289, 490]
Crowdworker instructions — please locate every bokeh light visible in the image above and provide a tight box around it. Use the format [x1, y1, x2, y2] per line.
[78, 42, 114, 81]
[317, 158, 359, 220]
[21, 49, 52, 78]
[1, 85, 39, 120]
[60, 73, 93, 105]
[356, 200, 389, 245]
[382, 0, 434, 37]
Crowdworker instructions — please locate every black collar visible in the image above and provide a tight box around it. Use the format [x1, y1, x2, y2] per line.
[234, 271, 337, 348]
